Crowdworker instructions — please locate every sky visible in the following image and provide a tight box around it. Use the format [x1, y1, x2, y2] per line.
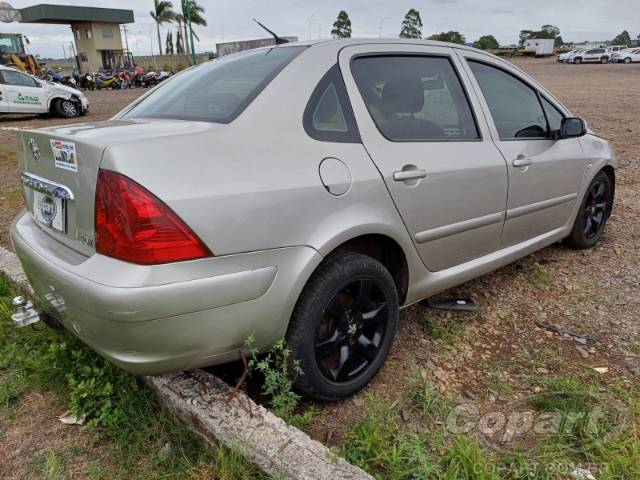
[3, 0, 638, 58]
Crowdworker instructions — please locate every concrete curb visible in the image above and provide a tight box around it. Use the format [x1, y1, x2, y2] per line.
[0, 246, 372, 480]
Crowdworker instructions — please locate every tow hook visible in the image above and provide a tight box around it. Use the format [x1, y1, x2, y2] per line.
[11, 296, 41, 328]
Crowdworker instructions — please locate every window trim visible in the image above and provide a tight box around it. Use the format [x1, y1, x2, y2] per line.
[303, 63, 361, 143]
[466, 58, 558, 142]
[349, 52, 483, 143]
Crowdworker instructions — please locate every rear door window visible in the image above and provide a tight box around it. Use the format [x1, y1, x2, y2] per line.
[122, 47, 304, 124]
[350, 55, 479, 141]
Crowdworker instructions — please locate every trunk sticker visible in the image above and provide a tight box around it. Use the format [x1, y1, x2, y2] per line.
[50, 140, 78, 172]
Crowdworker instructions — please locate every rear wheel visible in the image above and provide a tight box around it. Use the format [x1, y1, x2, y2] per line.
[564, 171, 613, 249]
[287, 252, 398, 401]
[601, 56, 609, 64]
[54, 98, 79, 118]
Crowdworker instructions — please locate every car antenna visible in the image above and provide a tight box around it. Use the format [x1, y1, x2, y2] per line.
[252, 18, 289, 45]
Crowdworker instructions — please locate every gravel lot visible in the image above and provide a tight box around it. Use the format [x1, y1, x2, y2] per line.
[1, 58, 638, 457]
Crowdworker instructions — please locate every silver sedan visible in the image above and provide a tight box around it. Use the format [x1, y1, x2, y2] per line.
[11, 39, 615, 400]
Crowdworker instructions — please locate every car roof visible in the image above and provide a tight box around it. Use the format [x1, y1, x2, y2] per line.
[282, 37, 482, 53]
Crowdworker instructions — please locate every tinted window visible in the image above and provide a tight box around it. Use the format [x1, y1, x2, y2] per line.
[1, 69, 39, 87]
[123, 47, 304, 124]
[303, 64, 360, 143]
[542, 97, 564, 132]
[468, 61, 547, 140]
[351, 55, 479, 141]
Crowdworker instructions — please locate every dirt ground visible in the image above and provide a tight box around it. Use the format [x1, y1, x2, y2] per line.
[1, 58, 639, 472]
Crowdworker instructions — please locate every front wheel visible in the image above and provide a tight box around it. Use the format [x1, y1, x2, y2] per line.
[54, 98, 80, 118]
[574, 57, 583, 64]
[287, 252, 399, 401]
[624, 57, 632, 64]
[564, 171, 613, 249]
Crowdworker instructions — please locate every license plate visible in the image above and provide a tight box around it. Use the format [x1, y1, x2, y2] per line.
[33, 190, 65, 232]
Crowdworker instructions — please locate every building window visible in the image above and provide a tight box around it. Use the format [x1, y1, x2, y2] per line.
[79, 52, 88, 62]
[102, 29, 113, 39]
[86, 29, 92, 40]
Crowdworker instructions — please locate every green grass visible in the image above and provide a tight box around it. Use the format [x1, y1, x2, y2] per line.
[0, 273, 268, 479]
[529, 265, 556, 287]
[422, 313, 468, 344]
[340, 368, 640, 479]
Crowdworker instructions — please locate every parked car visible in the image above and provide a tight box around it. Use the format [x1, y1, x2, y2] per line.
[571, 48, 610, 64]
[10, 39, 615, 401]
[606, 45, 628, 56]
[565, 49, 587, 63]
[557, 49, 580, 62]
[0, 64, 89, 117]
[612, 48, 640, 63]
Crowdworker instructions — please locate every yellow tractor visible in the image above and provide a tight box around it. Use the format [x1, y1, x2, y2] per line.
[0, 33, 42, 75]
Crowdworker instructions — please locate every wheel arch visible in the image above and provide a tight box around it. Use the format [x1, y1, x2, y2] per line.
[314, 233, 410, 305]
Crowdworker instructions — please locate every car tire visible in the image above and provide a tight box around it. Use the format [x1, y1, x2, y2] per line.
[54, 99, 80, 118]
[287, 252, 399, 401]
[601, 56, 609, 64]
[574, 57, 582, 64]
[624, 57, 631, 64]
[564, 171, 613, 249]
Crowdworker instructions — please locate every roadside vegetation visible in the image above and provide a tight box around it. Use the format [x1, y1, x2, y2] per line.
[0, 273, 266, 479]
[340, 365, 639, 479]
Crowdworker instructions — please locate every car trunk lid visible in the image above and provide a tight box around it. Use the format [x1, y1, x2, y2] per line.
[18, 119, 211, 257]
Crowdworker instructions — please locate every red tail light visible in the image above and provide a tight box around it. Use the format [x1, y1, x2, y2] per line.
[95, 169, 212, 265]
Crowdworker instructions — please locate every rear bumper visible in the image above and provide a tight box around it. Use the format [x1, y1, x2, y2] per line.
[11, 212, 322, 374]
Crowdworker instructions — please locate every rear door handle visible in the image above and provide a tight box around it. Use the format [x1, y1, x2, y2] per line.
[512, 158, 532, 168]
[393, 170, 427, 181]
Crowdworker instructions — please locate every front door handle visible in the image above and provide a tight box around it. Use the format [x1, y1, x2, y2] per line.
[512, 157, 532, 168]
[393, 169, 427, 181]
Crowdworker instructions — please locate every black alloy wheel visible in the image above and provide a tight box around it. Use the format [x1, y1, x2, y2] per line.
[582, 178, 608, 240]
[564, 171, 613, 249]
[287, 252, 398, 401]
[315, 277, 389, 383]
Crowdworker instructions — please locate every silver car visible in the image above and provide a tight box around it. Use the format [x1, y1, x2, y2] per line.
[11, 39, 615, 400]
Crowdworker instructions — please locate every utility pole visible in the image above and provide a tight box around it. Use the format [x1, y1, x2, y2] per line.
[187, 1, 196, 65]
[62, 44, 67, 63]
[121, 25, 131, 66]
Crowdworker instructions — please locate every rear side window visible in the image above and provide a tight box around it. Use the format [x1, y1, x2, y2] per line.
[1, 69, 39, 87]
[351, 55, 479, 141]
[468, 61, 548, 140]
[303, 64, 360, 143]
[122, 47, 304, 124]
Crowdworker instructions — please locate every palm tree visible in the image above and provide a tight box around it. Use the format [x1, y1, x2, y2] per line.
[150, 0, 176, 56]
[181, 0, 207, 56]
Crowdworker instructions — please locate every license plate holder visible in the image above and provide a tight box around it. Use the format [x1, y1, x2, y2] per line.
[33, 190, 66, 232]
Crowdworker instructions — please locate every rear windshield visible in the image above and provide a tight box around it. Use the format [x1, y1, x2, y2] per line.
[122, 46, 304, 124]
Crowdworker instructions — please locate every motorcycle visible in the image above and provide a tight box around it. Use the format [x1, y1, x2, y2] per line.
[115, 69, 133, 89]
[80, 72, 96, 91]
[96, 73, 120, 90]
[142, 70, 171, 88]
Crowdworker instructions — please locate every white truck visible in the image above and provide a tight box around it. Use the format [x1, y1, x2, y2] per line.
[0, 64, 89, 117]
[524, 38, 555, 57]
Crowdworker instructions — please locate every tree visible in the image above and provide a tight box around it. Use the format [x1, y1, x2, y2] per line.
[331, 10, 352, 38]
[176, 28, 184, 54]
[399, 9, 422, 39]
[428, 31, 466, 45]
[540, 24, 560, 38]
[181, 0, 207, 57]
[554, 35, 564, 47]
[612, 30, 631, 46]
[519, 30, 533, 47]
[473, 35, 499, 50]
[150, 0, 176, 56]
[165, 30, 174, 54]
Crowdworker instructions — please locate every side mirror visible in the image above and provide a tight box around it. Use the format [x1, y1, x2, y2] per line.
[560, 117, 587, 139]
